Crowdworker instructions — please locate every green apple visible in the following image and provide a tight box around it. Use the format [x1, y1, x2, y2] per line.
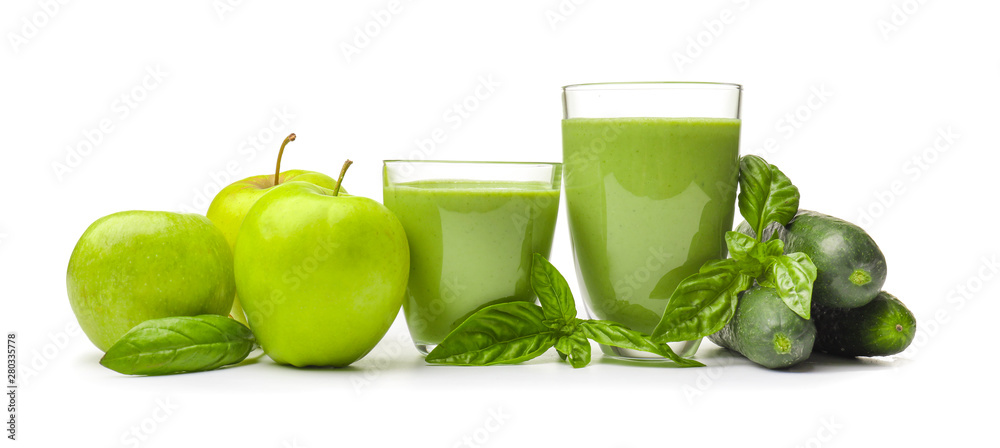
[235, 161, 408, 367]
[206, 134, 338, 325]
[67, 211, 236, 351]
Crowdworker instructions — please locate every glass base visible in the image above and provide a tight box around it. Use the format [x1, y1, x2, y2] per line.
[599, 338, 702, 361]
[414, 344, 436, 356]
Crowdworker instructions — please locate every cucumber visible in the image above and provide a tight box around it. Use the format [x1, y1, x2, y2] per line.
[813, 291, 916, 357]
[737, 210, 887, 309]
[708, 286, 816, 369]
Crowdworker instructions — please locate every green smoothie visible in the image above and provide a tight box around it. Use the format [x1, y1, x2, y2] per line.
[382, 180, 560, 350]
[562, 117, 740, 335]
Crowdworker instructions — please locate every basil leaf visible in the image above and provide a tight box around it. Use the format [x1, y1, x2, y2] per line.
[698, 258, 737, 273]
[530, 253, 578, 324]
[425, 302, 559, 366]
[578, 320, 705, 368]
[760, 252, 818, 319]
[651, 259, 753, 343]
[729, 232, 786, 278]
[556, 349, 569, 361]
[727, 231, 766, 277]
[554, 332, 591, 368]
[738, 155, 800, 239]
[725, 231, 759, 261]
[752, 237, 785, 259]
[734, 257, 767, 279]
[100, 315, 255, 376]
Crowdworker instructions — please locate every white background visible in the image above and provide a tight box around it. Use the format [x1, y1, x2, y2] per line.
[2, 1, 997, 446]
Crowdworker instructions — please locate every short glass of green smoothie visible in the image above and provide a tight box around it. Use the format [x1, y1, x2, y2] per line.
[562, 82, 742, 361]
[382, 160, 562, 354]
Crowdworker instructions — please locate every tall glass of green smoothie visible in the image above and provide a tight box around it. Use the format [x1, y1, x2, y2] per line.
[383, 161, 562, 354]
[561, 82, 742, 360]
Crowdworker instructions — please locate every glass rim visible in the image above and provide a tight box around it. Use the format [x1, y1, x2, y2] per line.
[562, 81, 742, 92]
[384, 160, 561, 166]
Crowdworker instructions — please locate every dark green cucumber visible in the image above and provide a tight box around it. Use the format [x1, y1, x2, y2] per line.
[813, 291, 916, 357]
[737, 210, 887, 309]
[708, 286, 816, 369]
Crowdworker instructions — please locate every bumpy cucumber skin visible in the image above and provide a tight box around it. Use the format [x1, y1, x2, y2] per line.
[737, 210, 887, 309]
[813, 291, 916, 357]
[709, 286, 816, 369]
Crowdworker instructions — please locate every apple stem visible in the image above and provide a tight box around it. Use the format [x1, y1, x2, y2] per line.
[273, 133, 297, 186]
[333, 159, 353, 197]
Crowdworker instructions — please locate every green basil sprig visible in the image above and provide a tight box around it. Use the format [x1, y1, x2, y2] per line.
[651, 259, 753, 343]
[738, 155, 800, 239]
[425, 254, 704, 368]
[553, 332, 590, 368]
[577, 320, 703, 367]
[651, 155, 817, 343]
[100, 315, 256, 376]
[422, 301, 559, 366]
[758, 251, 817, 319]
[530, 251, 578, 324]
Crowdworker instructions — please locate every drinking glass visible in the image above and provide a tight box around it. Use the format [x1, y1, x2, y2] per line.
[561, 82, 742, 360]
[383, 160, 562, 354]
